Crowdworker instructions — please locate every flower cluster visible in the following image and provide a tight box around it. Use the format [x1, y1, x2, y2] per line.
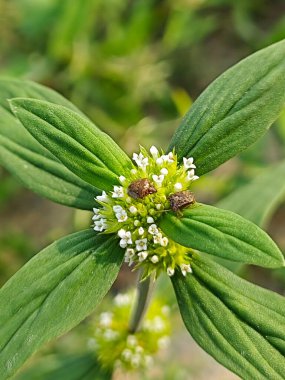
[93, 146, 199, 278]
[88, 292, 171, 371]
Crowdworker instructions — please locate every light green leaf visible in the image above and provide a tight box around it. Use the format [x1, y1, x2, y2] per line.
[0, 230, 124, 380]
[159, 203, 284, 268]
[172, 254, 285, 379]
[15, 354, 112, 380]
[0, 79, 99, 209]
[168, 39, 285, 175]
[9, 98, 133, 190]
[217, 160, 285, 228]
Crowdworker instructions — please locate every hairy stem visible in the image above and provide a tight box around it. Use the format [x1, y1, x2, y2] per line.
[128, 271, 156, 334]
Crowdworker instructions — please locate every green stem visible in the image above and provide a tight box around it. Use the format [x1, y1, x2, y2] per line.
[128, 271, 156, 334]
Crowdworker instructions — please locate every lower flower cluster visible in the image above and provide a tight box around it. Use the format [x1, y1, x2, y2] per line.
[88, 292, 171, 371]
[93, 146, 198, 278]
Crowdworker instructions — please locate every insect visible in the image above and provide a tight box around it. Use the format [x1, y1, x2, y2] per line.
[127, 178, 157, 199]
[168, 190, 195, 213]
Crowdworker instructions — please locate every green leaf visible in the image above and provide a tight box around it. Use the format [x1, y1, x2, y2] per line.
[0, 230, 124, 380]
[168, 39, 285, 175]
[159, 203, 284, 268]
[172, 254, 285, 379]
[9, 98, 133, 190]
[15, 354, 112, 380]
[217, 160, 285, 228]
[0, 79, 99, 209]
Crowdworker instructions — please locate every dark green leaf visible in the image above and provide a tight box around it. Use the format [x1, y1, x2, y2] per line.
[0, 230, 123, 380]
[9, 98, 133, 190]
[15, 354, 112, 380]
[173, 254, 285, 379]
[169, 39, 285, 175]
[0, 79, 99, 209]
[159, 203, 284, 268]
[217, 160, 285, 228]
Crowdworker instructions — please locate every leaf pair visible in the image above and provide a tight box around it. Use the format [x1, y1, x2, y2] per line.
[1, 40, 285, 380]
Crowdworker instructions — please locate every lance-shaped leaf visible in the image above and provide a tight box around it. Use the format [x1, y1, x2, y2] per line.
[168, 39, 285, 175]
[172, 254, 285, 379]
[0, 230, 124, 380]
[159, 203, 284, 268]
[217, 160, 285, 228]
[15, 354, 112, 380]
[9, 98, 133, 190]
[0, 79, 99, 209]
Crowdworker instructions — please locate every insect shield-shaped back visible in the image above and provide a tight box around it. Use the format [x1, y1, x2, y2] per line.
[127, 178, 157, 199]
[168, 191, 195, 212]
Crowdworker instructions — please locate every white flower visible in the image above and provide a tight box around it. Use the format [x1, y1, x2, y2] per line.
[99, 312, 113, 327]
[118, 229, 132, 248]
[129, 205, 137, 214]
[113, 205, 123, 213]
[160, 168, 168, 175]
[134, 219, 140, 226]
[162, 153, 174, 163]
[104, 329, 118, 341]
[153, 233, 162, 244]
[114, 293, 131, 306]
[94, 218, 107, 232]
[115, 209, 128, 222]
[131, 354, 141, 368]
[183, 157, 196, 169]
[92, 208, 101, 220]
[147, 216, 154, 224]
[150, 255, 159, 263]
[132, 152, 149, 169]
[156, 157, 164, 165]
[158, 336, 170, 349]
[167, 267, 175, 276]
[160, 237, 169, 247]
[152, 316, 165, 332]
[148, 224, 159, 235]
[152, 174, 164, 185]
[156, 204, 162, 210]
[127, 335, 137, 347]
[174, 182, 182, 191]
[138, 227, 145, 236]
[96, 191, 108, 202]
[135, 238, 148, 251]
[187, 169, 199, 181]
[150, 145, 159, 158]
[124, 248, 135, 265]
[122, 348, 132, 361]
[138, 251, 148, 261]
[112, 186, 124, 198]
[180, 264, 192, 276]
[119, 175, 126, 183]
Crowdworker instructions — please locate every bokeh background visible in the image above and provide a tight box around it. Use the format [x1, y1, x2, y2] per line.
[1, 0, 285, 379]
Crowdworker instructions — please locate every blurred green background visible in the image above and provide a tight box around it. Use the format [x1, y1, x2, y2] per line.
[1, 0, 285, 378]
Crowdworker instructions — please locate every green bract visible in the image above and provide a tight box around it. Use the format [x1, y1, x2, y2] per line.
[1, 40, 285, 379]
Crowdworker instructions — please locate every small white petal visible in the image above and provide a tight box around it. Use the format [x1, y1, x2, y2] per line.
[174, 182, 183, 191]
[156, 204, 162, 210]
[129, 206, 138, 214]
[153, 233, 162, 244]
[187, 169, 199, 181]
[156, 157, 164, 165]
[167, 267, 175, 276]
[150, 255, 159, 263]
[150, 145, 159, 158]
[147, 216, 154, 224]
[152, 174, 164, 184]
[119, 175, 126, 183]
[134, 219, 140, 226]
[148, 224, 159, 235]
[138, 227, 144, 235]
[161, 237, 169, 247]
[112, 186, 124, 198]
[99, 312, 113, 327]
[138, 251, 148, 261]
[160, 168, 168, 175]
[180, 264, 192, 276]
[183, 157, 196, 169]
[96, 191, 108, 202]
[118, 229, 127, 238]
[135, 238, 148, 251]
[113, 205, 123, 212]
